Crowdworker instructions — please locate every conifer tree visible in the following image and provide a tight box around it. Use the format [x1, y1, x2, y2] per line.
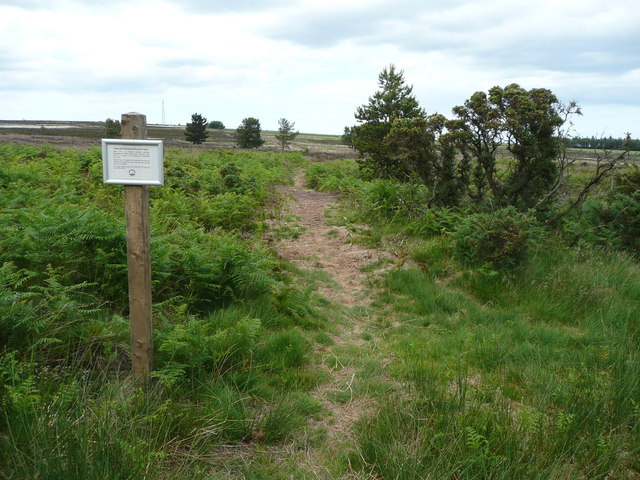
[274, 118, 299, 152]
[184, 113, 209, 144]
[235, 117, 265, 148]
[350, 65, 425, 178]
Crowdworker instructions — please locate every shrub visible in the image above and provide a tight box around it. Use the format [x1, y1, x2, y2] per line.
[452, 207, 546, 269]
[360, 179, 429, 219]
[104, 118, 121, 138]
[580, 166, 640, 255]
[582, 194, 640, 255]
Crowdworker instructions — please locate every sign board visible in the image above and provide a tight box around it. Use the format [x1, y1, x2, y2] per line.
[102, 139, 164, 186]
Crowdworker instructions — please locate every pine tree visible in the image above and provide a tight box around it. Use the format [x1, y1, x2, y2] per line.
[184, 113, 209, 144]
[351, 65, 425, 178]
[235, 117, 265, 149]
[274, 118, 299, 152]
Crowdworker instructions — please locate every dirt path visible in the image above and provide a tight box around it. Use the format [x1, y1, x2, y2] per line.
[269, 171, 394, 455]
[273, 172, 386, 307]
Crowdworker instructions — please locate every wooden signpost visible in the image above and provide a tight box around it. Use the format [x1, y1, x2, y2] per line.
[102, 112, 163, 384]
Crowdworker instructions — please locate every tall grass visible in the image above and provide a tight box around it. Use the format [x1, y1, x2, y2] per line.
[354, 236, 640, 479]
[305, 157, 640, 479]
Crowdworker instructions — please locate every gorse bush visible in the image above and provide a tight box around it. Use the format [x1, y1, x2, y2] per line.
[451, 206, 546, 269]
[582, 194, 640, 254]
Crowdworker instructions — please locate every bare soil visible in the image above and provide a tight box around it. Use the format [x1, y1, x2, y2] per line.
[273, 173, 387, 307]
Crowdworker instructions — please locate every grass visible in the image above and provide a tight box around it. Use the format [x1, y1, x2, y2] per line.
[347, 249, 640, 478]
[0, 145, 638, 478]
[301, 156, 639, 478]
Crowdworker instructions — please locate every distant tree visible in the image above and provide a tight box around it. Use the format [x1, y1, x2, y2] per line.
[184, 113, 209, 144]
[104, 118, 121, 138]
[208, 120, 225, 130]
[564, 135, 640, 151]
[274, 118, 299, 152]
[350, 64, 425, 179]
[235, 117, 265, 148]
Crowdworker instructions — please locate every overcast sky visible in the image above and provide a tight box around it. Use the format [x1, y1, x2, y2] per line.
[0, 0, 637, 136]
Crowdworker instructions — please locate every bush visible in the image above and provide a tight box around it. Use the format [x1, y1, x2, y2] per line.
[452, 207, 546, 269]
[580, 166, 640, 255]
[103, 118, 121, 138]
[582, 194, 640, 255]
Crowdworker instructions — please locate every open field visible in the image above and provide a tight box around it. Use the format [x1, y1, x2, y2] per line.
[0, 120, 354, 159]
[1, 120, 637, 162]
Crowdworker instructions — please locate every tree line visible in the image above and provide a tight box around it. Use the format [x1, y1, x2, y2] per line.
[183, 114, 298, 151]
[565, 135, 639, 152]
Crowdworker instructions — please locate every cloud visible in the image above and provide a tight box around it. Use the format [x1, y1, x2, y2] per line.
[262, 0, 639, 76]
[168, 0, 287, 13]
[0, 0, 637, 135]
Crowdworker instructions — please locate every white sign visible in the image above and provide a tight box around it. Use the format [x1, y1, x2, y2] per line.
[102, 139, 164, 186]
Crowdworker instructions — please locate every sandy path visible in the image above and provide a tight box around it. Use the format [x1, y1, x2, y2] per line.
[273, 173, 386, 306]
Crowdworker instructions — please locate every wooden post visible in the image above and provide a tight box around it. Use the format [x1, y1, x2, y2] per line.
[121, 112, 153, 384]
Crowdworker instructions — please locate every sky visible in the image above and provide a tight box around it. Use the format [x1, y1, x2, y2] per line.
[0, 0, 637, 137]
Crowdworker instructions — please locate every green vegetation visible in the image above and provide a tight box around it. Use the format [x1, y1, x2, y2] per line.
[235, 117, 265, 149]
[567, 134, 639, 151]
[348, 67, 630, 216]
[0, 144, 327, 478]
[274, 117, 299, 152]
[0, 138, 638, 478]
[184, 113, 209, 144]
[306, 158, 640, 479]
[349, 64, 425, 178]
[103, 118, 121, 138]
[208, 120, 225, 130]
